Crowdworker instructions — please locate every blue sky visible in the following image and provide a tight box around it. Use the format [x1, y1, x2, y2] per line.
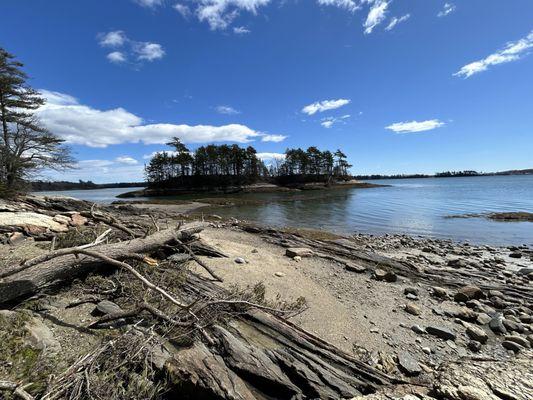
[1, 0, 532, 182]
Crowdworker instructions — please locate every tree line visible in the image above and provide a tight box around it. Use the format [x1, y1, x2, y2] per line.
[145, 140, 353, 188]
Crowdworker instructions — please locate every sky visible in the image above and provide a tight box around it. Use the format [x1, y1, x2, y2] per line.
[1, 0, 533, 182]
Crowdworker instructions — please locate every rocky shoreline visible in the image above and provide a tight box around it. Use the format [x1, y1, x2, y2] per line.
[0, 195, 532, 399]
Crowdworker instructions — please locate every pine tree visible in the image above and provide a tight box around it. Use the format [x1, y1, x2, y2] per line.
[0, 48, 72, 194]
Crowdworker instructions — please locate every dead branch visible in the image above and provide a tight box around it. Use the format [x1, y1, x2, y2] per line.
[175, 238, 223, 282]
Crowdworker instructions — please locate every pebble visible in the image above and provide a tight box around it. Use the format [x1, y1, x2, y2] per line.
[426, 326, 457, 341]
[373, 269, 397, 282]
[274, 272, 285, 277]
[404, 303, 421, 316]
[411, 325, 425, 334]
[234, 257, 246, 264]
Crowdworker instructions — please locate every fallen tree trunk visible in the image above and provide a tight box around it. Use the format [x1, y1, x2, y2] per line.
[0, 222, 206, 305]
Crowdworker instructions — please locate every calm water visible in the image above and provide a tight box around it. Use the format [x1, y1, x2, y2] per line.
[34, 187, 146, 203]
[34, 176, 533, 245]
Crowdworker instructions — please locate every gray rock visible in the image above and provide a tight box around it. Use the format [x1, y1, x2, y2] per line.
[489, 316, 507, 335]
[504, 335, 530, 348]
[502, 340, 523, 353]
[404, 303, 421, 316]
[345, 263, 366, 273]
[285, 248, 314, 258]
[476, 313, 492, 325]
[374, 269, 397, 282]
[397, 352, 421, 376]
[431, 286, 448, 299]
[404, 287, 419, 296]
[426, 326, 457, 341]
[466, 325, 488, 344]
[411, 325, 425, 334]
[94, 300, 123, 316]
[168, 253, 192, 263]
[468, 341, 482, 352]
[234, 257, 246, 264]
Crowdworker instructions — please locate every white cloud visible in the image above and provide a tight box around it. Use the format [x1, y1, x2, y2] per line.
[115, 156, 139, 165]
[364, 0, 389, 34]
[215, 105, 241, 114]
[193, 0, 271, 30]
[174, 3, 192, 18]
[302, 98, 351, 115]
[143, 150, 179, 160]
[99, 31, 127, 47]
[134, 0, 164, 8]
[385, 14, 410, 31]
[233, 26, 251, 34]
[134, 42, 165, 61]
[107, 51, 127, 63]
[37, 89, 279, 148]
[438, 3, 456, 18]
[454, 31, 533, 78]
[320, 114, 350, 128]
[386, 119, 445, 133]
[261, 134, 287, 142]
[256, 152, 286, 161]
[317, 0, 360, 13]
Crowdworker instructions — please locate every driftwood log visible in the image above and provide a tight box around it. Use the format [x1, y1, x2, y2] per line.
[0, 222, 206, 305]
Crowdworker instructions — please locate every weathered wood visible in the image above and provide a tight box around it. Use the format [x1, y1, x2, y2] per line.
[0, 222, 206, 305]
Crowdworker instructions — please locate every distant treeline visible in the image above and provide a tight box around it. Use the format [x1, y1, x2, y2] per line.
[145, 138, 352, 188]
[355, 168, 533, 180]
[30, 180, 146, 191]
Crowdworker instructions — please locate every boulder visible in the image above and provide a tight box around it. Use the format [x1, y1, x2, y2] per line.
[489, 316, 507, 335]
[0, 211, 68, 233]
[431, 286, 449, 299]
[501, 340, 523, 353]
[285, 248, 314, 258]
[454, 285, 483, 302]
[476, 313, 492, 325]
[8, 231, 25, 246]
[397, 352, 421, 376]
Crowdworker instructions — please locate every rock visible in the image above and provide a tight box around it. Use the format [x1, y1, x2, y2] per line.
[504, 335, 530, 348]
[404, 303, 421, 316]
[406, 293, 418, 301]
[8, 231, 25, 245]
[502, 319, 521, 333]
[70, 213, 88, 227]
[489, 316, 507, 335]
[509, 252, 522, 259]
[501, 340, 523, 353]
[468, 341, 482, 352]
[25, 317, 61, 352]
[345, 263, 366, 273]
[93, 300, 123, 316]
[397, 352, 421, 376]
[168, 253, 192, 263]
[431, 286, 448, 299]
[293, 256, 302, 262]
[426, 326, 457, 341]
[285, 248, 314, 258]
[274, 272, 285, 277]
[476, 313, 492, 325]
[411, 325, 425, 334]
[404, 287, 419, 296]
[422, 347, 432, 355]
[53, 214, 71, 225]
[448, 258, 467, 268]
[0, 211, 68, 233]
[454, 285, 483, 302]
[373, 269, 397, 282]
[234, 257, 246, 264]
[466, 325, 488, 344]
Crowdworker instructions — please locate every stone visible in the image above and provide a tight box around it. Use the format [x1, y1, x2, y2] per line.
[502, 319, 521, 333]
[234, 257, 246, 264]
[466, 325, 488, 344]
[476, 313, 492, 325]
[489, 316, 507, 335]
[53, 214, 71, 225]
[274, 272, 285, 277]
[397, 352, 421, 376]
[374, 269, 397, 282]
[404, 303, 421, 316]
[468, 340, 482, 352]
[501, 340, 523, 353]
[345, 263, 366, 273]
[426, 326, 457, 341]
[406, 293, 418, 301]
[0, 211, 68, 233]
[285, 248, 314, 258]
[454, 285, 483, 302]
[411, 325, 425, 334]
[431, 286, 448, 299]
[93, 300, 123, 316]
[448, 258, 467, 268]
[8, 231, 25, 246]
[25, 318, 61, 352]
[504, 335, 530, 348]
[509, 252, 522, 259]
[404, 287, 419, 296]
[293, 256, 302, 262]
[422, 347, 432, 355]
[70, 213, 88, 227]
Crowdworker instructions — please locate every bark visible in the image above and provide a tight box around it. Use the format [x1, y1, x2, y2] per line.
[0, 222, 206, 305]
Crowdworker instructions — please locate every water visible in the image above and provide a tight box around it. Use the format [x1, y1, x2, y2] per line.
[34, 187, 146, 203]
[34, 176, 533, 245]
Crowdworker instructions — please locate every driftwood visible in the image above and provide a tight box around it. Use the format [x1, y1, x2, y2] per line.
[0, 222, 206, 305]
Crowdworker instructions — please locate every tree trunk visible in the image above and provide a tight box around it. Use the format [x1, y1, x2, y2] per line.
[0, 222, 206, 305]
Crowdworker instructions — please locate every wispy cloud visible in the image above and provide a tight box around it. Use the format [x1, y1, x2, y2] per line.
[97, 31, 165, 65]
[317, 0, 360, 13]
[37, 89, 277, 147]
[302, 99, 351, 115]
[215, 105, 241, 115]
[385, 14, 410, 31]
[454, 31, 533, 78]
[437, 3, 456, 18]
[233, 26, 251, 34]
[134, 0, 164, 8]
[386, 119, 445, 133]
[321, 114, 350, 128]
[261, 134, 287, 142]
[174, 3, 192, 18]
[194, 0, 271, 30]
[364, 0, 389, 34]
[115, 156, 139, 165]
